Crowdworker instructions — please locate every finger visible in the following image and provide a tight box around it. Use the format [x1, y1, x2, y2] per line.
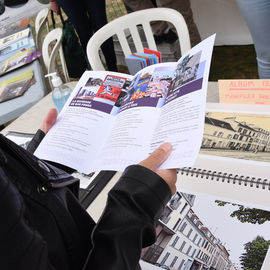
[139, 142, 172, 170]
[41, 108, 58, 134]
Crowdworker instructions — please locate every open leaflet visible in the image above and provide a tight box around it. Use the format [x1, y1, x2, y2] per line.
[35, 35, 215, 174]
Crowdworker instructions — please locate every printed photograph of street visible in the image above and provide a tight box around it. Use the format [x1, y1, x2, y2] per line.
[200, 112, 270, 163]
[141, 191, 270, 270]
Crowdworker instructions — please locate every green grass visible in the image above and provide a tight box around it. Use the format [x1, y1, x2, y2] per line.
[106, 0, 127, 21]
[117, 45, 259, 80]
[210, 44, 258, 81]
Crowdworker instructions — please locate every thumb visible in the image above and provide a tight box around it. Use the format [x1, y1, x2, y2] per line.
[41, 108, 58, 134]
[139, 142, 172, 170]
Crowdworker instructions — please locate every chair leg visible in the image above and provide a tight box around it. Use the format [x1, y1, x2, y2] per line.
[59, 45, 70, 82]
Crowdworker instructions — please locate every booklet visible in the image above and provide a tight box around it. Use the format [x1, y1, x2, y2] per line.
[0, 69, 36, 103]
[0, 27, 38, 76]
[35, 35, 215, 174]
[0, 28, 30, 49]
[126, 48, 162, 75]
[0, 47, 41, 76]
[0, 18, 29, 38]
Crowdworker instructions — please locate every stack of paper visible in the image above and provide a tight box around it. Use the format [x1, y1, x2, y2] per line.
[125, 48, 161, 75]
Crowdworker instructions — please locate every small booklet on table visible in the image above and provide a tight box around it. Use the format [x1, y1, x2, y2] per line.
[125, 48, 161, 75]
[0, 69, 35, 103]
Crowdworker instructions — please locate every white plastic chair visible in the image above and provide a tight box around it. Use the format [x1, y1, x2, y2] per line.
[86, 8, 191, 71]
[42, 28, 70, 89]
[35, 8, 50, 52]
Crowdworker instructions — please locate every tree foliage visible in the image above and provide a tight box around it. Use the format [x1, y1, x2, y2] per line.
[240, 236, 270, 270]
[215, 200, 270, 224]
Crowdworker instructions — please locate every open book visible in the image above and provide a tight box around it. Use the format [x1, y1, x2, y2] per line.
[35, 35, 216, 174]
[178, 102, 270, 209]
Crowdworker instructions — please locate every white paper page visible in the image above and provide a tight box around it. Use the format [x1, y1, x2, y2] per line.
[94, 64, 177, 171]
[95, 106, 161, 171]
[151, 34, 216, 169]
[35, 71, 132, 173]
[34, 102, 114, 173]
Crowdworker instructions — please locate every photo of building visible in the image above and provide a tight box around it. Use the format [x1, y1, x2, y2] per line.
[141, 190, 270, 270]
[200, 112, 270, 162]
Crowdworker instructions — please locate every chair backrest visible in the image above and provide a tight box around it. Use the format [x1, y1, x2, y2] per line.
[42, 28, 70, 89]
[86, 8, 191, 71]
[35, 8, 49, 52]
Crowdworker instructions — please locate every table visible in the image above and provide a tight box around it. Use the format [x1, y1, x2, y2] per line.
[0, 60, 47, 125]
[1, 81, 77, 134]
[0, 27, 46, 125]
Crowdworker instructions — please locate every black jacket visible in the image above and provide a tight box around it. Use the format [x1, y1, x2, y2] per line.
[0, 133, 171, 270]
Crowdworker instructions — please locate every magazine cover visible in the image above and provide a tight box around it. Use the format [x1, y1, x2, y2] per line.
[0, 69, 35, 103]
[0, 47, 41, 75]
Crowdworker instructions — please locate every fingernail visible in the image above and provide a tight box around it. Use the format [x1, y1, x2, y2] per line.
[160, 142, 172, 153]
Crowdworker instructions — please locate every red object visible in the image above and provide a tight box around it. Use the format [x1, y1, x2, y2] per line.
[144, 48, 162, 63]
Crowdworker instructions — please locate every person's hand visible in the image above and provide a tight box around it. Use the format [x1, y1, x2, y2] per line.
[41, 108, 58, 134]
[139, 143, 177, 194]
[50, 0, 60, 14]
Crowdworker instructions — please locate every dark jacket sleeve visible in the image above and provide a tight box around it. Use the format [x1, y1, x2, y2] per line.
[0, 163, 55, 270]
[84, 164, 172, 270]
[27, 129, 46, 154]
[27, 129, 75, 174]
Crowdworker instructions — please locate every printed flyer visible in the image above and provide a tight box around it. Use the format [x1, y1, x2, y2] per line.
[35, 35, 215, 174]
[0, 69, 35, 103]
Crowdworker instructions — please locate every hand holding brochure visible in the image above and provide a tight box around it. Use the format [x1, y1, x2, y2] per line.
[35, 35, 215, 174]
